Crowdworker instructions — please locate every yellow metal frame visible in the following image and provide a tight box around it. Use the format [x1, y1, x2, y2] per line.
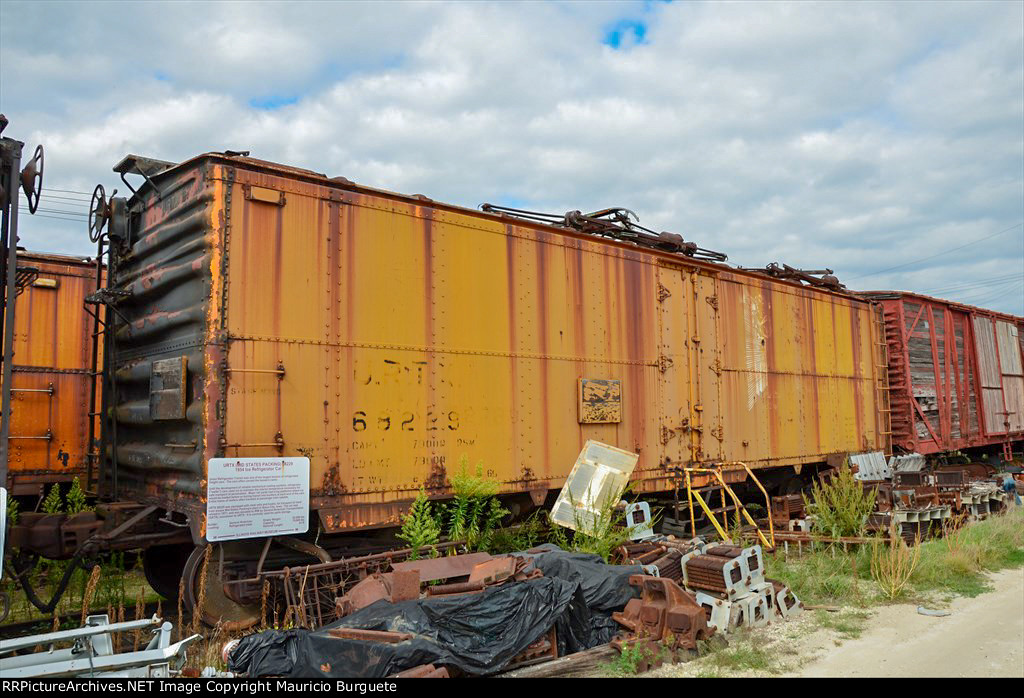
[683, 462, 775, 549]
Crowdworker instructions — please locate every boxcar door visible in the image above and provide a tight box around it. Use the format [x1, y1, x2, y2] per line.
[686, 269, 724, 464]
[656, 263, 723, 468]
[655, 261, 690, 469]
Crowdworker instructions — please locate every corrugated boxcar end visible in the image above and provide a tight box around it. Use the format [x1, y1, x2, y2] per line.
[105, 161, 216, 519]
[5, 252, 102, 494]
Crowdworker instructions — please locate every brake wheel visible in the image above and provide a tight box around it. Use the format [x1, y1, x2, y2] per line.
[20, 145, 44, 214]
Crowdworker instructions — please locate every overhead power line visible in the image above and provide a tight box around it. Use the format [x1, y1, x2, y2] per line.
[849, 222, 1024, 281]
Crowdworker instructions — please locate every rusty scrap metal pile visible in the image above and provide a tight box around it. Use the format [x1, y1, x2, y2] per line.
[612, 539, 802, 671]
[223, 538, 804, 678]
[850, 452, 1012, 543]
[762, 452, 1015, 546]
[225, 545, 635, 678]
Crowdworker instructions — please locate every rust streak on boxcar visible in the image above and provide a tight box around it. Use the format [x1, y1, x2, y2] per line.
[804, 292, 821, 455]
[849, 303, 865, 448]
[534, 229, 551, 465]
[759, 281, 779, 457]
[505, 224, 520, 479]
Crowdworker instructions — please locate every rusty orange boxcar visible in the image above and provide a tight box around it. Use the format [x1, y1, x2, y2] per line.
[94, 152, 890, 542]
[4, 251, 101, 496]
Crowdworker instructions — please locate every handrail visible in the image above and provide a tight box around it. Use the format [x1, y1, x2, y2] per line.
[682, 462, 775, 549]
[737, 462, 775, 548]
[710, 470, 772, 550]
[687, 487, 729, 542]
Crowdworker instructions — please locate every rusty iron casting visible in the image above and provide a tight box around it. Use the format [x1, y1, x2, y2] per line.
[682, 554, 746, 597]
[506, 627, 559, 671]
[390, 552, 492, 582]
[335, 574, 392, 617]
[254, 542, 464, 628]
[770, 494, 804, 526]
[611, 574, 712, 656]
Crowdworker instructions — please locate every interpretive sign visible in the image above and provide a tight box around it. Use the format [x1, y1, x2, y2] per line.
[207, 457, 310, 542]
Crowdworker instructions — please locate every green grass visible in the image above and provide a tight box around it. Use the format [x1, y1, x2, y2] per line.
[767, 507, 1024, 606]
[704, 635, 789, 675]
[1, 561, 162, 628]
[814, 608, 872, 639]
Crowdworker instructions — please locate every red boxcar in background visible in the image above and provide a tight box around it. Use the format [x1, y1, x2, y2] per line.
[866, 292, 1024, 456]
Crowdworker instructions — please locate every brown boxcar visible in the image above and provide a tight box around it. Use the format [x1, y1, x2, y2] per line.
[4, 251, 101, 495]
[95, 153, 889, 542]
[867, 291, 1024, 455]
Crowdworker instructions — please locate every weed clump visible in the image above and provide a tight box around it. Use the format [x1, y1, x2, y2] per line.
[548, 484, 644, 562]
[803, 463, 876, 538]
[870, 530, 921, 600]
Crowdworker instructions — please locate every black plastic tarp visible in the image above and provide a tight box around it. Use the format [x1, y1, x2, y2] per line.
[227, 546, 642, 678]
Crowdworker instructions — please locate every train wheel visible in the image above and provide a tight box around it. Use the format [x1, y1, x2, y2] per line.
[183, 544, 260, 631]
[142, 544, 193, 600]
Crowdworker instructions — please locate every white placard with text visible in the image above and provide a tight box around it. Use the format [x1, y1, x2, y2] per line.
[206, 457, 309, 542]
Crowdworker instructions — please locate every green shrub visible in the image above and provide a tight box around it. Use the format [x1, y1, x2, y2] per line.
[396, 488, 440, 559]
[5, 493, 18, 525]
[41, 483, 63, 514]
[441, 457, 509, 551]
[803, 463, 876, 538]
[549, 484, 648, 562]
[66, 477, 90, 514]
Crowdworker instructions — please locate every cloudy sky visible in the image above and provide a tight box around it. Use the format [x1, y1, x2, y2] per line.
[2, 0, 1022, 313]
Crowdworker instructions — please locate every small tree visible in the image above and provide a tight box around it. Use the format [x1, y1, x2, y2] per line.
[397, 489, 440, 559]
[803, 463, 877, 539]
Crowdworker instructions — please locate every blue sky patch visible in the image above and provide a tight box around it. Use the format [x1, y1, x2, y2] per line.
[249, 95, 299, 109]
[603, 19, 648, 49]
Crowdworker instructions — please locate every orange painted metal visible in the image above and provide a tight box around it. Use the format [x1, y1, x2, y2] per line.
[4, 252, 102, 495]
[104, 153, 890, 538]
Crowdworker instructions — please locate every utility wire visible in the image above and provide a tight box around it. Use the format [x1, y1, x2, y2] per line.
[960, 280, 1024, 308]
[917, 272, 1024, 295]
[19, 206, 86, 218]
[19, 213, 87, 223]
[849, 222, 1024, 280]
[43, 187, 95, 197]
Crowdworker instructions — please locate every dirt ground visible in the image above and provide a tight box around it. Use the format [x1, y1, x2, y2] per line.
[646, 567, 1024, 678]
[792, 567, 1024, 678]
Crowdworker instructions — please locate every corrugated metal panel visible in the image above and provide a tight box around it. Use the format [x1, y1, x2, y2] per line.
[104, 165, 215, 510]
[851, 451, 890, 480]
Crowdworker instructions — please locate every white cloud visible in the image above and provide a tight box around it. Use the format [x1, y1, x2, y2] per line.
[2, 0, 1021, 313]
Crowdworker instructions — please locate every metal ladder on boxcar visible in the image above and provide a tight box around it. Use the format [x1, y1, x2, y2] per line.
[875, 304, 895, 456]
